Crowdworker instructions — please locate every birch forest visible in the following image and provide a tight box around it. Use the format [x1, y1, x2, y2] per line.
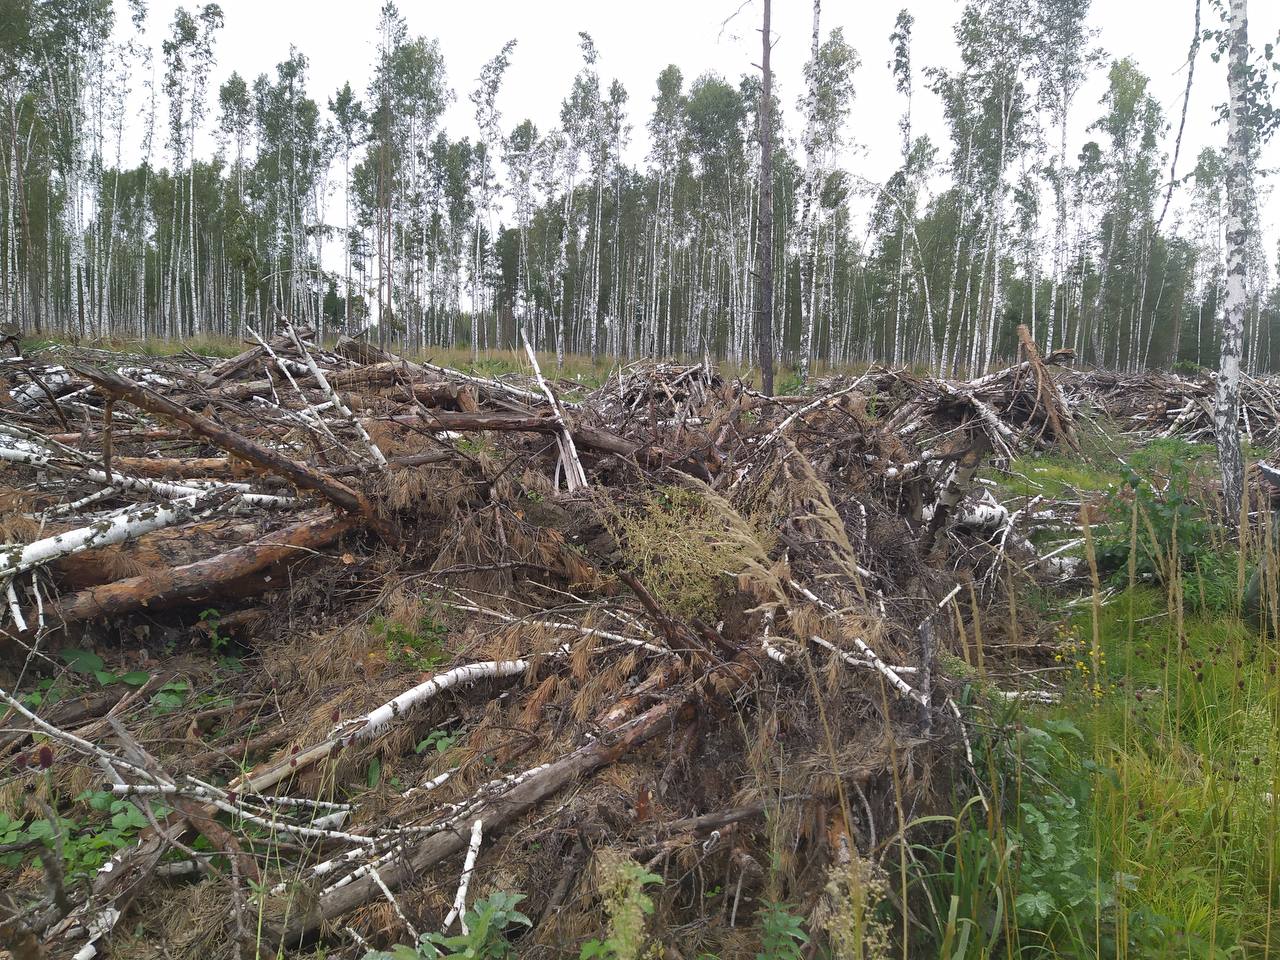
[3, 0, 1278, 376]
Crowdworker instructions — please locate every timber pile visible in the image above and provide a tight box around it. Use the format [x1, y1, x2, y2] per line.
[0, 327, 1089, 958]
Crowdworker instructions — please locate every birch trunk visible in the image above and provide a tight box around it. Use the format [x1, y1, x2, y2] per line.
[1215, 0, 1250, 520]
[796, 0, 821, 383]
[757, 0, 776, 396]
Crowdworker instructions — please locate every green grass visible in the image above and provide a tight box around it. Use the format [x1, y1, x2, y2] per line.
[22, 333, 245, 359]
[913, 436, 1280, 959]
[992, 455, 1120, 500]
[22, 332, 848, 395]
[1061, 586, 1280, 957]
[912, 586, 1280, 958]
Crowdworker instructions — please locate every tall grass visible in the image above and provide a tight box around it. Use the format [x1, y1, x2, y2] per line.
[910, 440, 1280, 959]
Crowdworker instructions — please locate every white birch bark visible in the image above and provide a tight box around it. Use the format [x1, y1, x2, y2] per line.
[1215, 0, 1250, 520]
[796, 0, 822, 383]
[0, 488, 229, 579]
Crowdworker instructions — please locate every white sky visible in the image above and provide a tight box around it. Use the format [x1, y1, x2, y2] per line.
[126, 0, 1280, 266]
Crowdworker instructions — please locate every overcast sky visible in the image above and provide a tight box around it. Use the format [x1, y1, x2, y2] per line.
[126, 0, 1280, 264]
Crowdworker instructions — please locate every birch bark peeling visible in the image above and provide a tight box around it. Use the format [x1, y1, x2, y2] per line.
[0, 488, 231, 579]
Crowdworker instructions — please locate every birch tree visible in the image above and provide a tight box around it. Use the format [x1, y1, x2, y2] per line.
[757, 0, 775, 395]
[1211, 0, 1279, 519]
[1032, 0, 1099, 352]
[329, 82, 367, 330]
[468, 39, 516, 356]
[795, 7, 858, 382]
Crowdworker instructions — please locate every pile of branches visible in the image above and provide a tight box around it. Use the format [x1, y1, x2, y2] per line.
[853, 329, 1079, 464]
[1068, 367, 1280, 449]
[0, 326, 1084, 959]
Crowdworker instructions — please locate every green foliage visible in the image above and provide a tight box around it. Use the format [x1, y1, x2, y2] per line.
[1006, 719, 1105, 933]
[755, 902, 808, 960]
[1067, 588, 1280, 953]
[59, 648, 151, 690]
[373, 611, 448, 671]
[199, 608, 229, 653]
[362, 892, 531, 960]
[908, 717, 1110, 957]
[0, 791, 151, 878]
[911, 577, 1280, 959]
[414, 729, 459, 755]
[775, 372, 807, 396]
[993, 455, 1117, 500]
[579, 852, 663, 960]
[150, 679, 191, 713]
[21, 677, 65, 709]
[1096, 439, 1236, 613]
[198, 608, 245, 669]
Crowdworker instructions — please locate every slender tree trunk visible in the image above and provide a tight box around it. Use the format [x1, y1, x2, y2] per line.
[1215, 0, 1250, 520]
[797, 0, 821, 383]
[756, 0, 775, 395]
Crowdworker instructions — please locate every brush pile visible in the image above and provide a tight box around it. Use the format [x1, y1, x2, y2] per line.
[0, 325, 1092, 959]
[1067, 367, 1280, 449]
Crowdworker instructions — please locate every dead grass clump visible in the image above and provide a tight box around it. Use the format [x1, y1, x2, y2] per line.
[817, 857, 893, 960]
[0, 486, 41, 542]
[132, 877, 235, 959]
[603, 482, 776, 622]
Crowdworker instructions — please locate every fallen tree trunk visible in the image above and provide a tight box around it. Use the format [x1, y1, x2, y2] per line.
[95, 455, 257, 481]
[334, 335, 551, 409]
[48, 512, 355, 624]
[53, 518, 263, 588]
[382, 411, 688, 468]
[0, 488, 232, 579]
[45, 428, 189, 446]
[201, 328, 314, 386]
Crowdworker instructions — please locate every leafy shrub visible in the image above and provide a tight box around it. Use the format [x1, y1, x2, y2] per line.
[579, 851, 663, 960]
[755, 902, 808, 960]
[1097, 439, 1235, 612]
[60, 648, 151, 689]
[363, 891, 530, 960]
[0, 791, 151, 878]
[908, 717, 1117, 957]
[1005, 720, 1103, 932]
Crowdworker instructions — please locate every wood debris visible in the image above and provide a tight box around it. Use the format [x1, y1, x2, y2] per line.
[0, 328, 1180, 958]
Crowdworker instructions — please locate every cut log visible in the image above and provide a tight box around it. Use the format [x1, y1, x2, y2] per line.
[48, 512, 354, 624]
[0, 488, 233, 579]
[46, 428, 189, 446]
[94, 456, 256, 481]
[52, 518, 263, 589]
